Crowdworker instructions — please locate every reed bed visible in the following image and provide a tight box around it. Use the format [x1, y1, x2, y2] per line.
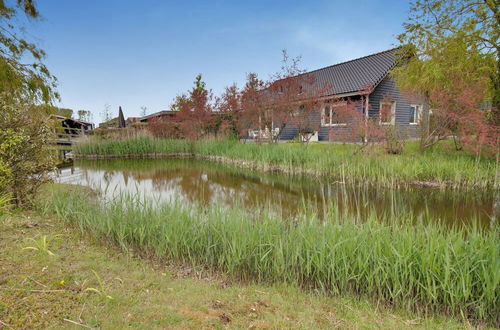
[73, 137, 498, 189]
[41, 188, 500, 324]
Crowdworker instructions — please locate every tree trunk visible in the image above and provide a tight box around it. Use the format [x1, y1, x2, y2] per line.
[491, 57, 500, 126]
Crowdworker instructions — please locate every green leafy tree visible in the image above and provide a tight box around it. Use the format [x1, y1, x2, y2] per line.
[0, 94, 56, 206]
[57, 107, 73, 118]
[0, 0, 58, 102]
[395, 0, 499, 124]
[0, 1, 58, 207]
[77, 110, 92, 122]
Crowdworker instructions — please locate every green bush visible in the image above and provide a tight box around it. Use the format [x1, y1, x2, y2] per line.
[0, 94, 55, 206]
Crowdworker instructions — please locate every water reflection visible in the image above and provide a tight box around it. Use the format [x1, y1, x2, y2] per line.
[56, 158, 494, 226]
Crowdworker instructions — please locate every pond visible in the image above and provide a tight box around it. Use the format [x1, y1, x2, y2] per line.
[56, 158, 495, 226]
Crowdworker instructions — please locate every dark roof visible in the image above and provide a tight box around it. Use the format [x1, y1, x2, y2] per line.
[139, 110, 178, 122]
[304, 47, 400, 97]
[53, 115, 93, 126]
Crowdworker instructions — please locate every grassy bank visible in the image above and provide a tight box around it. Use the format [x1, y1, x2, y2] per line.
[1, 195, 475, 328]
[73, 137, 498, 188]
[39, 186, 500, 325]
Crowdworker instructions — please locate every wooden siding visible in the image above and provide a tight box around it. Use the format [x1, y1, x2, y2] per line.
[369, 76, 425, 139]
[279, 77, 427, 141]
[279, 96, 366, 142]
[319, 95, 365, 142]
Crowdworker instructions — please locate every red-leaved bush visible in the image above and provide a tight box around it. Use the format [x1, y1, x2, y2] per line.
[425, 78, 499, 157]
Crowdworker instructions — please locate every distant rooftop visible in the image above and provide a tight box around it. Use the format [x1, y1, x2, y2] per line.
[139, 110, 178, 122]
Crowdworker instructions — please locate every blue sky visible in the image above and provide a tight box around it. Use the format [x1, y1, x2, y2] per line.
[30, 0, 409, 122]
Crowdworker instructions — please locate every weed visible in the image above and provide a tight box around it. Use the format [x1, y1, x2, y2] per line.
[84, 270, 113, 300]
[22, 235, 60, 256]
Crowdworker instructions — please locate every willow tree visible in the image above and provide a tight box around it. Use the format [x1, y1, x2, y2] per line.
[1, 0, 58, 102]
[0, 0, 57, 206]
[393, 0, 499, 152]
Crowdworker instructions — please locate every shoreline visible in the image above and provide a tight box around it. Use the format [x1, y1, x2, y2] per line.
[35, 184, 499, 325]
[2, 204, 479, 328]
[72, 153, 458, 189]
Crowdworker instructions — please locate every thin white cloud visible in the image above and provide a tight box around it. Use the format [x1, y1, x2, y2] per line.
[294, 25, 393, 64]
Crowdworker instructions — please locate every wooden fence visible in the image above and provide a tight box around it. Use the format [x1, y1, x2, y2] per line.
[53, 127, 93, 145]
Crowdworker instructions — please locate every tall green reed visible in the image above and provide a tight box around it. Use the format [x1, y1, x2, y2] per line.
[41, 188, 500, 323]
[73, 137, 497, 189]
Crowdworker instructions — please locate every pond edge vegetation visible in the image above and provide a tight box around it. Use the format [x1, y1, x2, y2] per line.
[40, 186, 500, 325]
[73, 137, 499, 189]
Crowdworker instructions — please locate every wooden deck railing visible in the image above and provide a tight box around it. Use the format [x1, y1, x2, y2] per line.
[53, 128, 93, 145]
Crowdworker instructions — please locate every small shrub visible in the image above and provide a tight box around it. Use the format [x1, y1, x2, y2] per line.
[148, 119, 183, 139]
[383, 126, 406, 154]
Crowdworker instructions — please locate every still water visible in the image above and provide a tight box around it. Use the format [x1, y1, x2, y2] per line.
[57, 158, 494, 225]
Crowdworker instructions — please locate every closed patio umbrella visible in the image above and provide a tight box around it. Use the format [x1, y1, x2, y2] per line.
[118, 106, 126, 128]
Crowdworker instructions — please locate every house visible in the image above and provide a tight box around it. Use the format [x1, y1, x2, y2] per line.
[53, 115, 94, 135]
[277, 48, 427, 142]
[52, 115, 94, 145]
[127, 117, 140, 123]
[139, 110, 180, 123]
[139, 110, 225, 124]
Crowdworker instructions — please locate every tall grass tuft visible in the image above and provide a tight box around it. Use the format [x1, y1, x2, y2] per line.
[42, 188, 500, 324]
[73, 137, 498, 189]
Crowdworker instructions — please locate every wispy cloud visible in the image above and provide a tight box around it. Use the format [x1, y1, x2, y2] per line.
[293, 25, 396, 64]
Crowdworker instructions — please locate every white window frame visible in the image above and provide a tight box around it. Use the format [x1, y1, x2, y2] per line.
[379, 101, 396, 125]
[409, 104, 423, 125]
[321, 102, 348, 127]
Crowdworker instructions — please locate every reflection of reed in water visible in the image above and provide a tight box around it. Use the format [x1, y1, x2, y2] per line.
[66, 158, 494, 227]
[493, 189, 499, 222]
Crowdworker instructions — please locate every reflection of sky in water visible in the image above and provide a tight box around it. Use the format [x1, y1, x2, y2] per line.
[55, 160, 494, 226]
[56, 167, 279, 208]
[58, 167, 194, 204]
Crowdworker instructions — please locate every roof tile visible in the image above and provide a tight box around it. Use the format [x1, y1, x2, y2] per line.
[307, 47, 399, 96]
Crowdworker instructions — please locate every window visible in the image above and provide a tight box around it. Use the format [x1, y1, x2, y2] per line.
[322, 103, 347, 126]
[380, 101, 396, 125]
[322, 106, 331, 126]
[409, 104, 423, 124]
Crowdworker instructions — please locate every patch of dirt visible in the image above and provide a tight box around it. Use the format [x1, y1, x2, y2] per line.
[410, 180, 444, 188]
[211, 299, 225, 309]
[218, 312, 231, 323]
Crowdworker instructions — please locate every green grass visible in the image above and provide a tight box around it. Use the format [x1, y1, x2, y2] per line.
[1, 204, 476, 328]
[73, 137, 498, 189]
[39, 185, 500, 325]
